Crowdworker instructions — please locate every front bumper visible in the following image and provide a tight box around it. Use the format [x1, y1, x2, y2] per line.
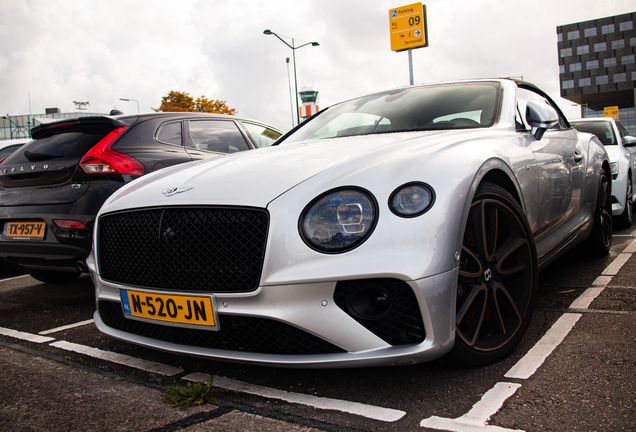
[91, 260, 457, 368]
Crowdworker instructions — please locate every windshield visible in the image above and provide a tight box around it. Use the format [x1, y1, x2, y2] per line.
[572, 122, 616, 145]
[284, 82, 500, 143]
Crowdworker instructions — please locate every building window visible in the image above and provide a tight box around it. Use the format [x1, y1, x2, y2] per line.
[620, 21, 634, 31]
[594, 42, 607, 52]
[614, 73, 627, 83]
[612, 39, 625, 49]
[567, 30, 580, 40]
[577, 45, 590, 55]
[569, 63, 582, 72]
[632, 71, 636, 81]
[557, 33, 563, 42]
[602, 24, 615, 34]
[596, 75, 609, 85]
[586, 60, 599, 69]
[584, 27, 597, 37]
[559, 65, 565, 74]
[631, 37, 636, 46]
[623, 55, 635, 65]
[603, 58, 617, 67]
[560, 48, 573, 57]
[579, 78, 591, 87]
[562, 80, 575, 89]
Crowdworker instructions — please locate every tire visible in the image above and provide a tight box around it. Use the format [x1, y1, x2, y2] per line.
[449, 182, 538, 366]
[587, 169, 613, 255]
[27, 268, 82, 284]
[617, 178, 633, 229]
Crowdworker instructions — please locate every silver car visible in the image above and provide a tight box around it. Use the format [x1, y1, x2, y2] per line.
[88, 79, 611, 368]
[571, 117, 636, 228]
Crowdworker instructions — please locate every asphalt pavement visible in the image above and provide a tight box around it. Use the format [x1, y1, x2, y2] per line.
[0, 241, 634, 431]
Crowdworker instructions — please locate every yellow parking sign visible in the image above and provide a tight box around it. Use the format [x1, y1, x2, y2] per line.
[389, 3, 428, 52]
[604, 106, 619, 120]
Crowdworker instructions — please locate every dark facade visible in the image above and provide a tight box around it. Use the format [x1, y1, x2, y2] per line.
[557, 12, 636, 134]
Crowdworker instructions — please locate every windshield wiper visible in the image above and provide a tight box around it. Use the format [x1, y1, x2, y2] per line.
[24, 150, 63, 161]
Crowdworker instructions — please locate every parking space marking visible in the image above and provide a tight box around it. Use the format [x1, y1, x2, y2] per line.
[183, 372, 406, 422]
[39, 319, 94, 335]
[420, 382, 523, 431]
[0, 274, 30, 282]
[504, 313, 581, 380]
[602, 252, 632, 276]
[49, 340, 184, 376]
[0, 327, 55, 343]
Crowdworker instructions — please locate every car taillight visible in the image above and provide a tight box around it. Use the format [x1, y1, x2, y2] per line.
[79, 127, 144, 175]
[53, 220, 89, 229]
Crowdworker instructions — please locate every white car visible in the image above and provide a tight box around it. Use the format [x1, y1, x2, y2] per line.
[571, 118, 636, 228]
[88, 79, 611, 368]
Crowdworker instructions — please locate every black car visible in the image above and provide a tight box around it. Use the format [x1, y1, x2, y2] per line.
[0, 112, 282, 283]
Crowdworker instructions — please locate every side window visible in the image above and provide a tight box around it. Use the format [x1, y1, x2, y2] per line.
[617, 122, 630, 139]
[241, 122, 282, 148]
[187, 121, 250, 153]
[156, 122, 182, 146]
[516, 87, 567, 131]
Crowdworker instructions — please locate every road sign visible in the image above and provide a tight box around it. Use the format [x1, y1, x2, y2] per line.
[389, 3, 428, 52]
[604, 106, 619, 120]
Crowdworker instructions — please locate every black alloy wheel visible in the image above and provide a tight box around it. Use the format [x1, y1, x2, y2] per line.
[618, 178, 633, 229]
[587, 169, 612, 255]
[450, 182, 537, 366]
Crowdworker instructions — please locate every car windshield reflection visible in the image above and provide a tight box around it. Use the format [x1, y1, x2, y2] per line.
[285, 82, 501, 142]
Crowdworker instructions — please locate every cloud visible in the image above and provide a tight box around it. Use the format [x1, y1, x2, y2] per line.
[0, 0, 635, 130]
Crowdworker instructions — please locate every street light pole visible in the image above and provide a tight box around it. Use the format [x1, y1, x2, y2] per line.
[264, 30, 319, 126]
[119, 98, 140, 113]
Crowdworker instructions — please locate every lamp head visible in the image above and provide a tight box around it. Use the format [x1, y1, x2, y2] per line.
[311, 42, 320, 46]
[263, 29, 272, 35]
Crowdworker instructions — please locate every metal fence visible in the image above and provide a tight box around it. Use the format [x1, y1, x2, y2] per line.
[1, 112, 107, 140]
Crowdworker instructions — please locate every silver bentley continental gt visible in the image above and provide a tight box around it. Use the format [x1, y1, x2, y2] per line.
[88, 79, 612, 367]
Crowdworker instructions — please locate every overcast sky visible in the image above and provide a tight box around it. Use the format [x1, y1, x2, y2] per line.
[1, 0, 635, 131]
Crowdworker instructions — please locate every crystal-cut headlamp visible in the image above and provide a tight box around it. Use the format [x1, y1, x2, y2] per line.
[300, 188, 377, 253]
[389, 182, 435, 217]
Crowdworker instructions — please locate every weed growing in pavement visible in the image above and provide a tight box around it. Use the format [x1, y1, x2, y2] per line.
[163, 376, 220, 409]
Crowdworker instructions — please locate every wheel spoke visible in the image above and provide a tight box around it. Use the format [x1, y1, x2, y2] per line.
[492, 282, 523, 336]
[458, 245, 483, 281]
[456, 283, 488, 347]
[495, 237, 530, 276]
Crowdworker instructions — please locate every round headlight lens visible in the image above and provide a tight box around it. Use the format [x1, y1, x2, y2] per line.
[389, 182, 434, 217]
[301, 188, 377, 253]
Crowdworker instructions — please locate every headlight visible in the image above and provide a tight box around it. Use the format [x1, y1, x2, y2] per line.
[300, 188, 377, 253]
[389, 182, 435, 217]
[610, 162, 619, 176]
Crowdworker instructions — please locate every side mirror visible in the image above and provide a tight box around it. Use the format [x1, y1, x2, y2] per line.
[622, 135, 636, 147]
[526, 100, 559, 140]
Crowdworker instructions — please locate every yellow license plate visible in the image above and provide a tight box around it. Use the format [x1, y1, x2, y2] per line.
[120, 289, 217, 328]
[2, 221, 46, 240]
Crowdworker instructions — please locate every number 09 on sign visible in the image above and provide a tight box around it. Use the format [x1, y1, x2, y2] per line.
[389, 3, 428, 52]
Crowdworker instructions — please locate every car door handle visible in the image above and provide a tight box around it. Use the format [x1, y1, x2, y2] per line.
[574, 151, 583, 162]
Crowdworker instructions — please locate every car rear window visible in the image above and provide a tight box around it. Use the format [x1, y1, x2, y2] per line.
[6, 130, 111, 164]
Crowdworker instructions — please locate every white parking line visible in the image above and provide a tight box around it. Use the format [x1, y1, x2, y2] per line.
[39, 319, 95, 335]
[49, 340, 184, 376]
[183, 372, 406, 422]
[0, 327, 54, 343]
[504, 313, 581, 380]
[0, 274, 30, 282]
[421, 383, 523, 431]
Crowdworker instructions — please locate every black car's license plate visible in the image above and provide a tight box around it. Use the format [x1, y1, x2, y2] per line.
[120, 289, 217, 329]
[2, 221, 46, 240]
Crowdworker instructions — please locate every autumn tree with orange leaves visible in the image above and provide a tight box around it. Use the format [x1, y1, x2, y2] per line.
[153, 91, 237, 115]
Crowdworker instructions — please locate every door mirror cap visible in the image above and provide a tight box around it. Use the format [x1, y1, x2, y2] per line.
[622, 135, 636, 147]
[526, 100, 559, 140]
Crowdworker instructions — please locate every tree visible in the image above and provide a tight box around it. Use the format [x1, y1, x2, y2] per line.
[153, 91, 236, 115]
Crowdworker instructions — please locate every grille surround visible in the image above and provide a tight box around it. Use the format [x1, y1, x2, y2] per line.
[98, 206, 269, 292]
[98, 300, 345, 355]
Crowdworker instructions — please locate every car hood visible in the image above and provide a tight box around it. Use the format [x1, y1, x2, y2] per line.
[603, 145, 625, 163]
[101, 129, 483, 213]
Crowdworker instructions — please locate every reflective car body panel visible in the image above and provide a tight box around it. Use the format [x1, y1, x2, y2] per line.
[90, 79, 609, 367]
[571, 117, 636, 218]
